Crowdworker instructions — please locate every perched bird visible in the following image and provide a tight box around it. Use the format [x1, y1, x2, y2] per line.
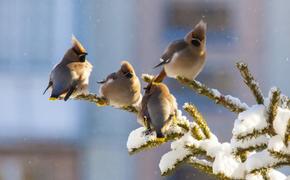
[98, 61, 141, 107]
[154, 20, 207, 82]
[43, 35, 93, 101]
[138, 82, 177, 138]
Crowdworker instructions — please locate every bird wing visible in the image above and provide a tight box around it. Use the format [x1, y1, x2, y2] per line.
[97, 72, 117, 84]
[50, 65, 72, 98]
[64, 81, 78, 101]
[154, 40, 188, 68]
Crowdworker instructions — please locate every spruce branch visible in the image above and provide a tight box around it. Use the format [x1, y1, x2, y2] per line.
[267, 88, 281, 136]
[185, 144, 214, 161]
[74, 93, 138, 113]
[236, 62, 264, 104]
[187, 157, 214, 177]
[177, 76, 248, 113]
[235, 144, 268, 156]
[191, 125, 204, 140]
[160, 155, 192, 176]
[128, 128, 185, 155]
[123, 63, 290, 178]
[74, 93, 108, 105]
[250, 161, 290, 174]
[236, 128, 269, 141]
[183, 103, 211, 139]
[284, 118, 290, 146]
[268, 150, 290, 162]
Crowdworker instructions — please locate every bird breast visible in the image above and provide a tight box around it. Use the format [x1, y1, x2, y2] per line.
[66, 61, 93, 84]
[100, 77, 141, 107]
[164, 50, 205, 79]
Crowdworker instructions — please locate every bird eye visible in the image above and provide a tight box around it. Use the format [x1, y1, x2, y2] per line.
[79, 53, 87, 62]
[123, 71, 133, 79]
[191, 39, 201, 47]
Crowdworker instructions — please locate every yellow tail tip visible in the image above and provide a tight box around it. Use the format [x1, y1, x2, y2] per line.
[48, 97, 58, 101]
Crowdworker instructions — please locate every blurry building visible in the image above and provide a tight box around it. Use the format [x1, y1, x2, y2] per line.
[0, 0, 289, 180]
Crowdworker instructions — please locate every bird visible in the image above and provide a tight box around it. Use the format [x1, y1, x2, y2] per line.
[154, 20, 207, 82]
[43, 35, 93, 101]
[98, 61, 141, 107]
[138, 82, 177, 138]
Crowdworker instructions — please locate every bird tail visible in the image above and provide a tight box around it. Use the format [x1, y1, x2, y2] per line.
[43, 81, 53, 95]
[49, 94, 59, 101]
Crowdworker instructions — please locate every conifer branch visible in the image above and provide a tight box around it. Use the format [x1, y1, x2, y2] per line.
[284, 118, 290, 146]
[183, 103, 211, 139]
[74, 93, 138, 113]
[177, 76, 248, 113]
[267, 88, 281, 136]
[236, 62, 264, 104]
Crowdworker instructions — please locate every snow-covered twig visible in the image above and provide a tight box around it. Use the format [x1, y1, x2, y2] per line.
[127, 62, 290, 179]
[177, 76, 248, 113]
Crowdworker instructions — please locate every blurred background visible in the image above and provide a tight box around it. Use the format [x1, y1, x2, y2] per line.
[0, 0, 289, 179]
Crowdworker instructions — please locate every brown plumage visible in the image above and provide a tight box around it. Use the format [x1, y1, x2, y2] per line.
[154, 20, 207, 82]
[43, 35, 93, 101]
[138, 82, 177, 138]
[99, 61, 141, 107]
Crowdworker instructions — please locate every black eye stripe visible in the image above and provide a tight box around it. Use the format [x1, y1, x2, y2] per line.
[191, 39, 201, 47]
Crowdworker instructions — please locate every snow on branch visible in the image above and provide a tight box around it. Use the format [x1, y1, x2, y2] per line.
[126, 62, 290, 179]
[177, 76, 248, 113]
[54, 61, 289, 179]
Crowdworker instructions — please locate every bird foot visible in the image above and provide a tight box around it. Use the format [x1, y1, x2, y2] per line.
[143, 129, 153, 136]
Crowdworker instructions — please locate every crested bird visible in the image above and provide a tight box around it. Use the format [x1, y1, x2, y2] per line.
[98, 61, 141, 107]
[138, 82, 177, 138]
[154, 20, 207, 82]
[43, 35, 93, 101]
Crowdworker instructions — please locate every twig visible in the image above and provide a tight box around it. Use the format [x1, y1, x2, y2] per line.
[74, 93, 138, 113]
[177, 77, 248, 113]
[236, 128, 269, 141]
[236, 62, 264, 104]
[183, 103, 211, 139]
[128, 133, 184, 155]
[267, 88, 281, 136]
[284, 118, 290, 146]
[187, 157, 214, 176]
